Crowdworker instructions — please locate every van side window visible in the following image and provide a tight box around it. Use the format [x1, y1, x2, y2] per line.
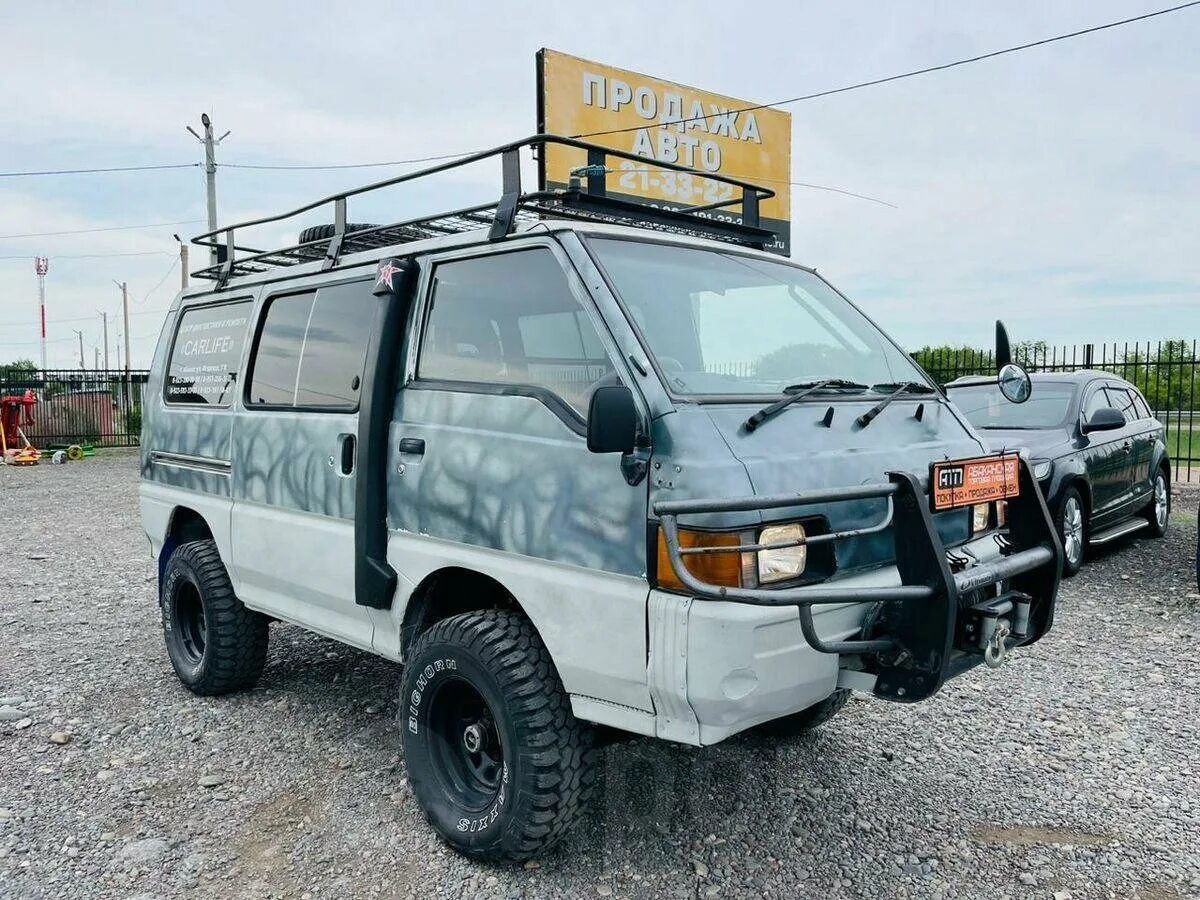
[418, 250, 614, 414]
[250, 292, 314, 406]
[249, 280, 375, 410]
[165, 299, 252, 407]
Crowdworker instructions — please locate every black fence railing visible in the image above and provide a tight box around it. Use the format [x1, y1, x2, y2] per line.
[914, 340, 1198, 482]
[0, 368, 150, 448]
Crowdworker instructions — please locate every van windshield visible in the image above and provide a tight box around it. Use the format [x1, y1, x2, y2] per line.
[589, 239, 927, 396]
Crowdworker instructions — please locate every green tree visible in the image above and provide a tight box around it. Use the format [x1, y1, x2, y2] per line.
[909, 344, 992, 386]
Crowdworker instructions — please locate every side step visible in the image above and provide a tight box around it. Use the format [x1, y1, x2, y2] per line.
[1088, 517, 1149, 546]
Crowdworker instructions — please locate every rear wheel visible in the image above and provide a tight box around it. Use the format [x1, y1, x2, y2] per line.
[755, 689, 850, 737]
[1144, 469, 1170, 537]
[400, 610, 595, 862]
[161, 540, 269, 695]
[1057, 487, 1086, 577]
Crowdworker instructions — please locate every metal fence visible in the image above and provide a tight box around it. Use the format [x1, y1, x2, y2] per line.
[0, 368, 150, 448]
[914, 340, 1199, 481]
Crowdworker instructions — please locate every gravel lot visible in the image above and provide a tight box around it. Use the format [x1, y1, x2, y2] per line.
[2, 451, 1198, 900]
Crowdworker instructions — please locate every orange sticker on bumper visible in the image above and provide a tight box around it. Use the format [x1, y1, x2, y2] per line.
[931, 454, 1020, 511]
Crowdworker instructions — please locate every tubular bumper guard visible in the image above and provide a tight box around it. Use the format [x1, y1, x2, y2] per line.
[653, 462, 1062, 702]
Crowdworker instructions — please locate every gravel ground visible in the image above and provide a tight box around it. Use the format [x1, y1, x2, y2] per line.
[1, 451, 1198, 900]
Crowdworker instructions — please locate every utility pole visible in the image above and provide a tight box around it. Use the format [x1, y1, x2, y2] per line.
[174, 233, 189, 289]
[98, 310, 110, 371]
[35, 256, 49, 372]
[114, 281, 131, 375]
[94, 347, 99, 370]
[73, 330, 85, 369]
[186, 114, 230, 266]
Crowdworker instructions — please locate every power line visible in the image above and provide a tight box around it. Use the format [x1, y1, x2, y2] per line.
[575, 1, 1200, 139]
[214, 3, 1199, 171]
[136, 257, 180, 305]
[0, 250, 171, 261]
[0, 219, 203, 241]
[0, 163, 199, 178]
[0, 307, 171, 329]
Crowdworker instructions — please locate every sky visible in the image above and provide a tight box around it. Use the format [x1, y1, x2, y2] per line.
[1, 0, 1198, 369]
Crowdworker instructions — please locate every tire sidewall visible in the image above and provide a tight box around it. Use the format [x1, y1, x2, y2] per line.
[162, 550, 210, 687]
[400, 642, 521, 856]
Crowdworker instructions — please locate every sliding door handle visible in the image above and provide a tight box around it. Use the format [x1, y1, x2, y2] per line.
[398, 438, 426, 456]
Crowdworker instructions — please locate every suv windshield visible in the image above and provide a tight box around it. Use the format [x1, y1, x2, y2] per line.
[949, 381, 1075, 429]
[589, 238, 927, 396]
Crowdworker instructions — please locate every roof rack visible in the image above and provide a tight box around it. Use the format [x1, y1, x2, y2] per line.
[190, 134, 778, 285]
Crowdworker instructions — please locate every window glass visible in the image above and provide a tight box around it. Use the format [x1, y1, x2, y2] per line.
[589, 239, 926, 396]
[165, 300, 252, 406]
[1083, 386, 1111, 420]
[419, 250, 614, 414]
[949, 382, 1074, 429]
[249, 292, 314, 406]
[1105, 386, 1138, 420]
[296, 281, 375, 409]
[1132, 391, 1152, 420]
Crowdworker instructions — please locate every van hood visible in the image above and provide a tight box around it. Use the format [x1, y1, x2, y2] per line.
[649, 396, 989, 572]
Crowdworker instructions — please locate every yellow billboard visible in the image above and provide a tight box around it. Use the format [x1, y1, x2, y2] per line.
[537, 48, 791, 254]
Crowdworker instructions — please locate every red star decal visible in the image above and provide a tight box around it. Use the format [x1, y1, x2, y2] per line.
[376, 261, 403, 290]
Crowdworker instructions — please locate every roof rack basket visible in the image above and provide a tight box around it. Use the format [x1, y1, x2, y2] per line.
[190, 134, 778, 285]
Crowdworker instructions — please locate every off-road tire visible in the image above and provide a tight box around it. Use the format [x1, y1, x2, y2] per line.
[297, 223, 376, 245]
[1057, 486, 1086, 577]
[161, 540, 269, 696]
[756, 689, 850, 737]
[400, 610, 595, 862]
[1143, 467, 1170, 538]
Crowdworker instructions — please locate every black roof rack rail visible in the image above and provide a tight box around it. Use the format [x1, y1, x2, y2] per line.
[190, 134, 777, 285]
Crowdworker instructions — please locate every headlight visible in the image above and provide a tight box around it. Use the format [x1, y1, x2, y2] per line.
[1032, 459, 1052, 480]
[971, 502, 991, 534]
[757, 523, 808, 584]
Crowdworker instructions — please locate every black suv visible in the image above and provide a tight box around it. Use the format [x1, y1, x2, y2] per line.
[948, 371, 1170, 576]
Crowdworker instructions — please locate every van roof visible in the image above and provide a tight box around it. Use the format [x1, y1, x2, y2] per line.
[189, 134, 782, 291]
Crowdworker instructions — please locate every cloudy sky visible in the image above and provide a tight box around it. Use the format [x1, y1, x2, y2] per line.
[1, 0, 1197, 368]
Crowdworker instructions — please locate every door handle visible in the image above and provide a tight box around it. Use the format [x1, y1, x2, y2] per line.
[338, 433, 356, 476]
[398, 437, 426, 456]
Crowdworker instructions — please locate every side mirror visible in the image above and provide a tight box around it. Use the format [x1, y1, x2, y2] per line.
[587, 385, 638, 454]
[998, 362, 1032, 404]
[1082, 407, 1126, 434]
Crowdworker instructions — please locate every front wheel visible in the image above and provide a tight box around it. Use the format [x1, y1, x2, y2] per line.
[1144, 469, 1170, 538]
[400, 610, 595, 862]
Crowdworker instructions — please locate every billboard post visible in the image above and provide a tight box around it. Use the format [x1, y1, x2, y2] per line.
[34, 256, 48, 372]
[536, 49, 792, 255]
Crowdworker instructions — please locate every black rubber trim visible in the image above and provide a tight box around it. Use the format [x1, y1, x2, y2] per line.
[406, 378, 587, 437]
[354, 259, 418, 610]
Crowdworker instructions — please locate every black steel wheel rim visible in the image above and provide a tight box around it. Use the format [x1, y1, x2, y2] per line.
[173, 581, 207, 664]
[427, 676, 504, 812]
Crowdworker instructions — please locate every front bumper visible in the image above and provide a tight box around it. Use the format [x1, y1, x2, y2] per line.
[653, 462, 1062, 707]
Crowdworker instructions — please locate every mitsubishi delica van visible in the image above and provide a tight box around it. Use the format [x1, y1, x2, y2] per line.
[140, 135, 1061, 861]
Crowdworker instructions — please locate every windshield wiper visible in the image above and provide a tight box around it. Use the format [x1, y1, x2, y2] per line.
[856, 381, 939, 428]
[743, 379, 868, 433]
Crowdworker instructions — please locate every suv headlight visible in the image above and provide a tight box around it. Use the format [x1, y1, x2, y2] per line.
[757, 523, 808, 584]
[1032, 459, 1052, 480]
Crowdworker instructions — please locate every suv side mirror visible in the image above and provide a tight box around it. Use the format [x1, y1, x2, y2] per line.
[587, 385, 638, 454]
[1082, 407, 1126, 434]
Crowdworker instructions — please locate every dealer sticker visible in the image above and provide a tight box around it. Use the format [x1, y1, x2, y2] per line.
[930, 454, 1020, 511]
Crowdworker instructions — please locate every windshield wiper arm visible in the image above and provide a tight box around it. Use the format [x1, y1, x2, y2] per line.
[856, 382, 938, 428]
[743, 379, 868, 433]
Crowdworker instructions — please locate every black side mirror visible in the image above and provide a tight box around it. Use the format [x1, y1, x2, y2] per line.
[1082, 407, 1126, 434]
[587, 385, 638, 454]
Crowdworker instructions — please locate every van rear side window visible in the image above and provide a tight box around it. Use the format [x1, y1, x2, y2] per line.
[165, 300, 252, 406]
[248, 280, 375, 410]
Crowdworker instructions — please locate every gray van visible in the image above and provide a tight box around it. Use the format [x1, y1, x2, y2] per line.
[140, 136, 1061, 862]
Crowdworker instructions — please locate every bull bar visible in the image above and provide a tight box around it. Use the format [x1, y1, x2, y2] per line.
[653, 460, 1061, 702]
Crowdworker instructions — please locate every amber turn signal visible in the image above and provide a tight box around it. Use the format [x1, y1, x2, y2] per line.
[655, 527, 746, 591]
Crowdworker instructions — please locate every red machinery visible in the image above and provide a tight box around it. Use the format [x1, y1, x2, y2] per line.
[1, 389, 40, 465]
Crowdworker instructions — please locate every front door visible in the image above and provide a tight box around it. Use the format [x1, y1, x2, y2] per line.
[229, 277, 378, 649]
[1081, 382, 1131, 523]
[379, 240, 655, 713]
